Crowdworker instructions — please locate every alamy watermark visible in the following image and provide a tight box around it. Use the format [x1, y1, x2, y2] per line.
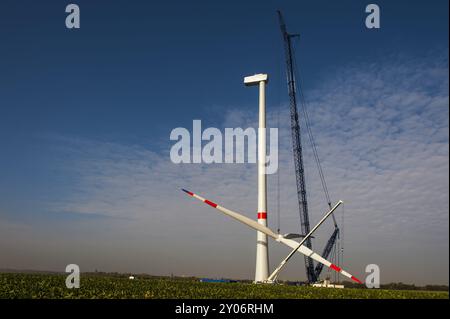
[65, 264, 80, 288]
[365, 4, 380, 29]
[65, 4, 80, 29]
[170, 120, 279, 174]
[365, 263, 380, 288]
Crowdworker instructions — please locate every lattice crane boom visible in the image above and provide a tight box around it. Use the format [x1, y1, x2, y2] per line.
[277, 10, 316, 283]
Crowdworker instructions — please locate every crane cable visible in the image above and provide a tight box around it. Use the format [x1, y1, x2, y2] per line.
[341, 202, 345, 269]
[290, 37, 345, 271]
[276, 45, 283, 235]
[291, 39, 333, 214]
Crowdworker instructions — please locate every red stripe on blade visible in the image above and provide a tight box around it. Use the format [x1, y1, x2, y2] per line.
[204, 200, 218, 208]
[351, 276, 363, 284]
[330, 264, 342, 272]
[257, 212, 267, 219]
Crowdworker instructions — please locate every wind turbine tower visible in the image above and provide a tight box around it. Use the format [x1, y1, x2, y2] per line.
[244, 73, 269, 283]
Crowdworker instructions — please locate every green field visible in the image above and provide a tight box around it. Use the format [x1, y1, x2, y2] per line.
[0, 273, 447, 299]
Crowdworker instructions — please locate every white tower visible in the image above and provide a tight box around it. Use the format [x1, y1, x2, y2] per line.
[244, 73, 269, 283]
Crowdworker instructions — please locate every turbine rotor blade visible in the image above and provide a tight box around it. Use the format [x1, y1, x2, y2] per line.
[182, 189, 278, 239]
[182, 189, 362, 284]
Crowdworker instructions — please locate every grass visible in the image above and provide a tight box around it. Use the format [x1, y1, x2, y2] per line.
[0, 273, 448, 299]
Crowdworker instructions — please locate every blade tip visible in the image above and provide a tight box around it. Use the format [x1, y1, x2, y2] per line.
[181, 188, 193, 196]
[351, 276, 363, 284]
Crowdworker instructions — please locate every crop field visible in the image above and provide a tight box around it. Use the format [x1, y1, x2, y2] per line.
[0, 273, 447, 299]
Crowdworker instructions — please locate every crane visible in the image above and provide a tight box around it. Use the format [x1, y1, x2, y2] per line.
[277, 10, 341, 283]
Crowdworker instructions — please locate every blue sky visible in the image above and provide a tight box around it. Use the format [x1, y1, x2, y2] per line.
[0, 0, 448, 285]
